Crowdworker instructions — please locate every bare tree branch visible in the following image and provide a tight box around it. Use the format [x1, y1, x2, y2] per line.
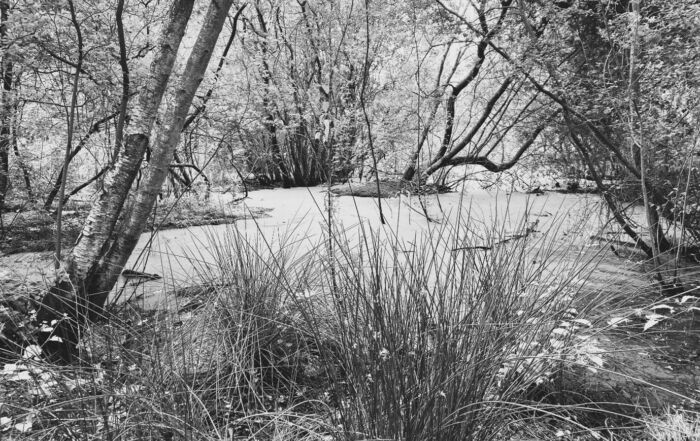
[441, 110, 559, 172]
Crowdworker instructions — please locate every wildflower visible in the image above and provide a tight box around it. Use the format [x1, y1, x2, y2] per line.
[22, 345, 42, 360]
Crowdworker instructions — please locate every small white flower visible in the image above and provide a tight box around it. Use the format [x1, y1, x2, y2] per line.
[378, 348, 390, 360]
[2, 363, 18, 374]
[0, 416, 11, 431]
[11, 371, 32, 381]
[572, 318, 592, 327]
[551, 328, 569, 338]
[299, 289, 314, 299]
[586, 353, 604, 368]
[22, 345, 42, 360]
[14, 415, 33, 433]
[564, 308, 578, 318]
[607, 317, 629, 327]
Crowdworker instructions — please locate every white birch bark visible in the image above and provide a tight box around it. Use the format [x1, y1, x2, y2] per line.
[39, 0, 195, 326]
[87, 0, 235, 303]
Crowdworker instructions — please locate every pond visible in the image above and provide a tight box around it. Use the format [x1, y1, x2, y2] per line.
[115, 186, 607, 307]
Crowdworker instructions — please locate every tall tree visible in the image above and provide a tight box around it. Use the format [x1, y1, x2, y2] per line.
[0, 0, 12, 216]
[54, 0, 84, 267]
[38, 0, 238, 360]
[523, 0, 698, 255]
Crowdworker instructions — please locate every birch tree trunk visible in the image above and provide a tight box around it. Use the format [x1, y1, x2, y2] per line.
[37, 0, 196, 359]
[63, 0, 194, 294]
[83, 0, 235, 302]
[39, 0, 238, 361]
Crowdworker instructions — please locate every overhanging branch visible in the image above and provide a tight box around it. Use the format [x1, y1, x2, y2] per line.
[441, 109, 560, 172]
[436, 0, 642, 178]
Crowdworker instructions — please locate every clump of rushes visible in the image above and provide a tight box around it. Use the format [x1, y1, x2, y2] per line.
[305, 205, 612, 441]
[5, 197, 697, 440]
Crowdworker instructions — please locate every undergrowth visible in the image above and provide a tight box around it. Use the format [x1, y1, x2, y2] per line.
[1, 197, 699, 440]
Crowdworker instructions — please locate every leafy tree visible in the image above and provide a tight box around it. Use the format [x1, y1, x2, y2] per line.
[521, 0, 700, 255]
[398, 0, 558, 186]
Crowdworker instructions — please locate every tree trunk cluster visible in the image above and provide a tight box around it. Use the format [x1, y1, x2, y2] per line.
[37, 0, 237, 361]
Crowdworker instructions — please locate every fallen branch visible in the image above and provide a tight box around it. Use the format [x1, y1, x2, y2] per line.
[453, 221, 539, 251]
[589, 234, 639, 249]
[121, 269, 162, 280]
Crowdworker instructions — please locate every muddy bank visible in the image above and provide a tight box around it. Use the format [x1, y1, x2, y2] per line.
[0, 199, 270, 255]
[329, 180, 449, 198]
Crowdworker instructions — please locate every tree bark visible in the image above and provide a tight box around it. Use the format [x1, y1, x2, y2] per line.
[628, 0, 670, 258]
[437, 110, 558, 172]
[254, 6, 291, 187]
[360, 0, 385, 223]
[114, 0, 130, 159]
[0, 0, 11, 215]
[0, 61, 11, 215]
[86, 0, 236, 301]
[63, 0, 194, 286]
[11, 116, 32, 199]
[565, 111, 653, 257]
[54, 0, 84, 268]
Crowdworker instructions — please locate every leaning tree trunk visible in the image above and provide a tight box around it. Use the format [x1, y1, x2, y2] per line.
[63, 0, 194, 295]
[89, 0, 236, 299]
[37, 0, 196, 360]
